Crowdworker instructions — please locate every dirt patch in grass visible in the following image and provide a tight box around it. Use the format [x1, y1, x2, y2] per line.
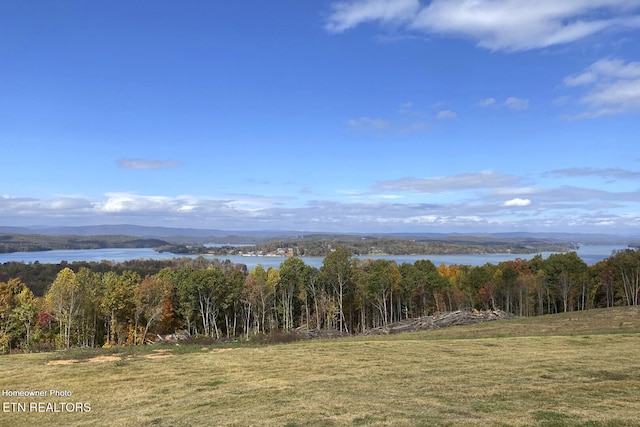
[143, 349, 173, 359]
[87, 355, 122, 363]
[209, 348, 237, 353]
[46, 354, 123, 365]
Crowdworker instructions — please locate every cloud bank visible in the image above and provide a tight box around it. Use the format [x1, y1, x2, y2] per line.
[4, 168, 639, 233]
[326, 0, 640, 52]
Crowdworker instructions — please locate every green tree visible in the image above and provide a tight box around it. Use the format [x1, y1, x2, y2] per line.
[545, 252, 588, 312]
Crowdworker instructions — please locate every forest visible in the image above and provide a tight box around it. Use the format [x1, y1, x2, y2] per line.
[0, 232, 576, 256]
[162, 234, 576, 257]
[1, 247, 639, 354]
[0, 233, 169, 253]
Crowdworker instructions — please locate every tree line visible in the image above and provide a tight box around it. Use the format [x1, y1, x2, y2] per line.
[1, 247, 639, 354]
[177, 235, 575, 257]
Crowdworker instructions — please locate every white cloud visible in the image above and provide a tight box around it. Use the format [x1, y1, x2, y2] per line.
[347, 116, 391, 131]
[528, 186, 640, 205]
[502, 198, 532, 207]
[563, 58, 640, 118]
[564, 71, 598, 87]
[479, 98, 496, 107]
[95, 193, 181, 213]
[492, 187, 541, 196]
[398, 121, 429, 134]
[117, 158, 183, 170]
[479, 97, 529, 111]
[0, 195, 93, 216]
[372, 194, 404, 200]
[375, 170, 522, 193]
[4, 168, 640, 233]
[436, 110, 458, 119]
[348, 103, 430, 134]
[325, 0, 421, 33]
[504, 97, 529, 110]
[549, 167, 640, 180]
[326, 0, 640, 52]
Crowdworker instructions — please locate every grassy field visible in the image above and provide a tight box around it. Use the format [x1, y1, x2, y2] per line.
[1, 307, 639, 427]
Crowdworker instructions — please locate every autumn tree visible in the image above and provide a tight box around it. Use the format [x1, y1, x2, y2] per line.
[590, 260, 617, 308]
[1, 278, 38, 353]
[135, 275, 171, 344]
[301, 265, 326, 331]
[45, 268, 83, 349]
[220, 268, 245, 339]
[102, 270, 140, 345]
[241, 264, 274, 336]
[192, 267, 225, 339]
[277, 257, 307, 330]
[75, 267, 103, 347]
[154, 267, 181, 334]
[350, 262, 369, 333]
[366, 259, 401, 326]
[608, 249, 640, 306]
[173, 267, 199, 334]
[0, 279, 17, 353]
[266, 267, 281, 330]
[497, 264, 518, 314]
[529, 254, 553, 314]
[320, 246, 353, 333]
[437, 263, 459, 311]
[11, 287, 40, 351]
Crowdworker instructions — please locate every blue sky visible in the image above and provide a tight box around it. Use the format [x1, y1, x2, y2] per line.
[2, 0, 640, 234]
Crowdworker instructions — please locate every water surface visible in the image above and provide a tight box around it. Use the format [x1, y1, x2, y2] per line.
[0, 245, 628, 269]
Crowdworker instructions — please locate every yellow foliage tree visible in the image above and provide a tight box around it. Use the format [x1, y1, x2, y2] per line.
[45, 268, 82, 349]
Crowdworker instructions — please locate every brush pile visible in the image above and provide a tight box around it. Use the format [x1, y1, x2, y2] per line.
[362, 309, 515, 336]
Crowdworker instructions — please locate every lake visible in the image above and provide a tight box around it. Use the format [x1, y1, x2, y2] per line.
[0, 245, 628, 269]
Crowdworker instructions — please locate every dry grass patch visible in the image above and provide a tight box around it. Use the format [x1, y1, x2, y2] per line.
[45, 359, 78, 366]
[1, 307, 639, 426]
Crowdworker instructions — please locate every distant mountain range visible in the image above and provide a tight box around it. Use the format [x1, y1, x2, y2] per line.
[0, 225, 295, 240]
[0, 224, 637, 245]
